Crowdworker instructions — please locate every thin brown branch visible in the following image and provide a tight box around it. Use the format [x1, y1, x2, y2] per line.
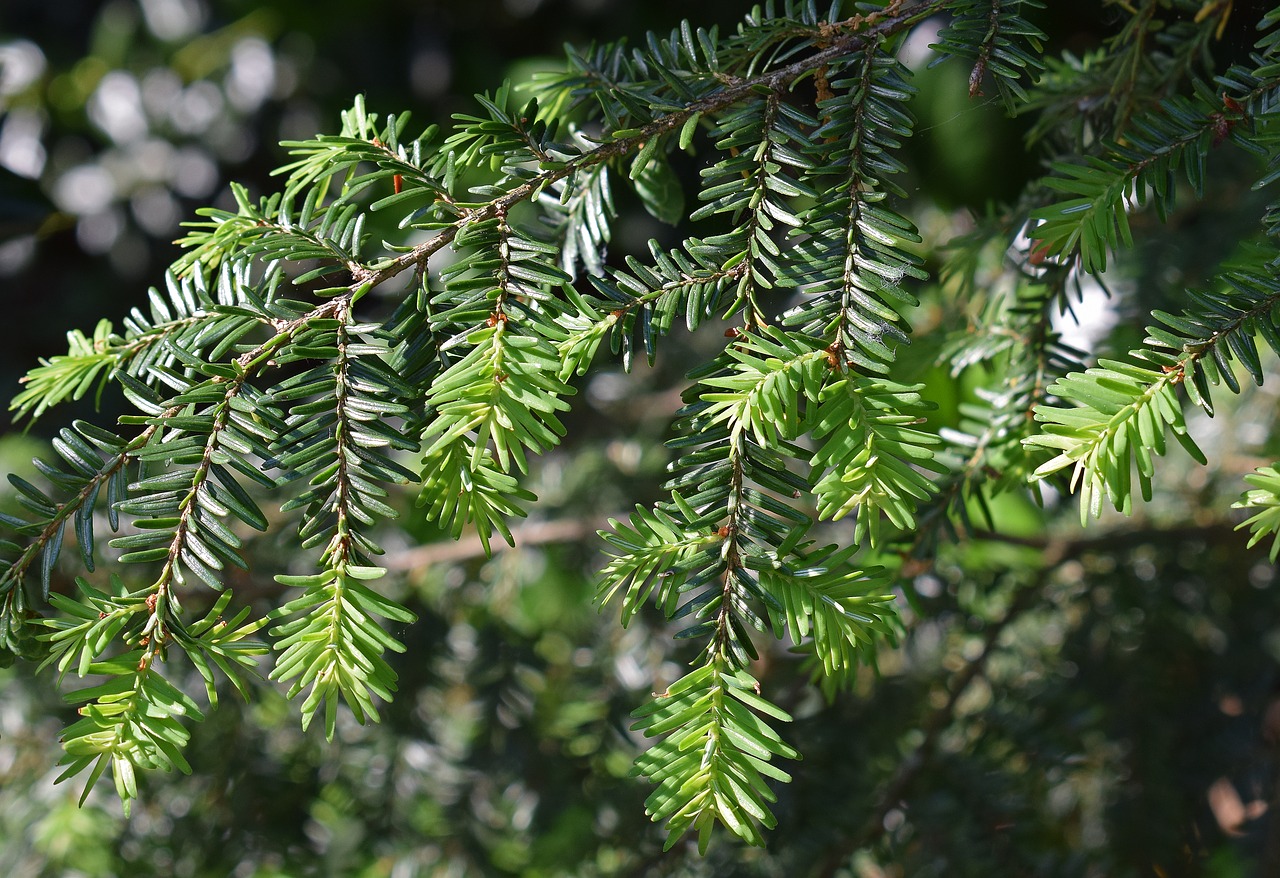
[383, 515, 612, 571]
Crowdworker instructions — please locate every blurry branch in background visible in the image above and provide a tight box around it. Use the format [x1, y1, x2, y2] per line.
[383, 515, 611, 570]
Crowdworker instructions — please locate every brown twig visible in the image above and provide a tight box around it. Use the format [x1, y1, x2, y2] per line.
[382, 515, 613, 572]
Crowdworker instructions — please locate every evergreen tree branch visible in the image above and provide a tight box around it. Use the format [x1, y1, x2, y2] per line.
[281, 0, 950, 303]
[1027, 265, 1280, 520]
[268, 296, 417, 739]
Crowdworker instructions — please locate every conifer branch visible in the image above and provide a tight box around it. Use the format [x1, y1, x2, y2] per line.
[12, 0, 1279, 858]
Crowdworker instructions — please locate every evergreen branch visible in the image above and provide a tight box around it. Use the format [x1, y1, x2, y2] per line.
[54, 651, 203, 816]
[42, 293, 354, 797]
[930, 0, 1047, 109]
[1235, 464, 1280, 561]
[551, 285, 622, 380]
[688, 91, 817, 329]
[1, 422, 154, 602]
[114, 316, 298, 609]
[783, 42, 925, 372]
[604, 325, 911, 846]
[270, 305, 417, 559]
[1026, 357, 1205, 521]
[698, 326, 826, 449]
[269, 564, 414, 740]
[157, 2, 948, 420]
[415, 210, 576, 547]
[1144, 268, 1280, 408]
[1027, 266, 1280, 520]
[179, 99, 444, 283]
[809, 373, 944, 547]
[38, 576, 147, 678]
[418, 440, 536, 554]
[1029, 70, 1278, 273]
[418, 318, 573, 508]
[442, 81, 559, 173]
[579, 240, 745, 370]
[601, 327, 895, 845]
[268, 297, 417, 737]
[708, 443, 765, 668]
[13, 0, 1268, 850]
[274, 96, 443, 209]
[171, 183, 287, 280]
[42, 578, 266, 811]
[176, 180, 381, 286]
[598, 504, 719, 627]
[167, 589, 269, 707]
[279, 0, 950, 303]
[630, 661, 798, 852]
[758, 543, 897, 679]
[648, 329, 830, 667]
[10, 320, 138, 425]
[12, 268, 275, 424]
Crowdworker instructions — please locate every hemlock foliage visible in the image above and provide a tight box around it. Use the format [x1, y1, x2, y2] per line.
[6, 0, 1280, 860]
